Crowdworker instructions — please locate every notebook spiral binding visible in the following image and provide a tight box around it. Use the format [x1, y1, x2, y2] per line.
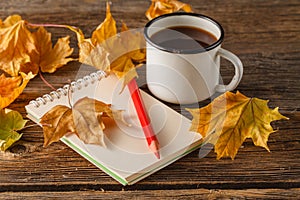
[29, 70, 106, 108]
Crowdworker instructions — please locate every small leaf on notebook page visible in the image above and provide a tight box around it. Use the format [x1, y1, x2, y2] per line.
[186, 91, 289, 160]
[0, 108, 28, 151]
[40, 105, 75, 147]
[72, 97, 112, 146]
[145, 0, 193, 20]
[40, 97, 129, 147]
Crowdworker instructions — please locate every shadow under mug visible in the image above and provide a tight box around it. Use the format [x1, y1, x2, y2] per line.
[144, 13, 243, 104]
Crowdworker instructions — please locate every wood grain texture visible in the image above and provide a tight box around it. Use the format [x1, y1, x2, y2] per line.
[0, 0, 299, 199]
[0, 189, 300, 199]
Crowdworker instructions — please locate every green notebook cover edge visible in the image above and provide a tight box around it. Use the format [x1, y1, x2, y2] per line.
[60, 137, 128, 186]
[61, 134, 203, 186]
[127, 140, 203, 185]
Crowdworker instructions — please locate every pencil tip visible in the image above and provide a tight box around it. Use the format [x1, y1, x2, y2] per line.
[154, 151, 160, 159]
[149, 141, 160, 159]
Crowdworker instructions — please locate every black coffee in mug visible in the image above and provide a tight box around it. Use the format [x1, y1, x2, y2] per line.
[150, 26, 218, 51]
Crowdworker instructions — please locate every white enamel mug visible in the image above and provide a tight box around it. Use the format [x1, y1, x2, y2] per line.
[144, 13, 243, 104]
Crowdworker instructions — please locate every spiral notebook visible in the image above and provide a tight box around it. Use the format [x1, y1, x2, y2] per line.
[25, 71, 202, 185]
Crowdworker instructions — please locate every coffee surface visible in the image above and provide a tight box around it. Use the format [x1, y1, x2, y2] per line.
[151, 26, 218, 51]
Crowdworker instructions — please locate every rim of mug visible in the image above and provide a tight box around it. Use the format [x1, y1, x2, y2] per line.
[144, 12, 224, 54]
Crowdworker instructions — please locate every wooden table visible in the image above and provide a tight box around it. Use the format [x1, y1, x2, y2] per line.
[1, 0, 299, 199]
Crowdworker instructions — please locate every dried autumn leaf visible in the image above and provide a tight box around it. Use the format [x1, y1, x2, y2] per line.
[103, 21, 145, 88]
[72, 97, 113, 146]
[145, 0, 193, 20]
[0, 108, 28, 151]
[30, 27, 75, 73]
[77, 38, 95, 64]
[109, 22, 146, 87]
[120, 22, 146, 62]
[0, 15, 36, 76]
[0, 15, 75, 108]
[0, 15, 22, 28]
[83, 44, 110, 72]
[67, 2, 116, 64]
[0, 14, 75, 76]
[187, 91, 289, 160]
[40, 97, 128, 147]
[40, 105, 75, 147]
[73, 97, 128, 145]
[110, 55, 138, 87]
[65, 26, 94, 64]
[91, 1, 117, 45]
[65, 23, 112, 70]
[0, 72, 35, 109]
[68, 2, 145, 88]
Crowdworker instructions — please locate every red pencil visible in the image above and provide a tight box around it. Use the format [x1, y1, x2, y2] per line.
[127, 78, 160, 159]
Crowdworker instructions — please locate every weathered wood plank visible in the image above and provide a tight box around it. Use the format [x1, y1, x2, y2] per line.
[0, 188, 299, 199]
[0, 128, 298, 191]
[0, 0, 299, 197]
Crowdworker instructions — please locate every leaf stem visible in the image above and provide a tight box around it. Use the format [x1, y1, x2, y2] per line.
[26, 22, 78, 30]
[67, 86, 73, 108]
[39, 71, 56, 91]
[20, 124, 40, 130]
[40, 123, 52, 127]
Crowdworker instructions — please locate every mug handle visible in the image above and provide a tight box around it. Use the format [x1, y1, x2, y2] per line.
[215, 48, 243, 92]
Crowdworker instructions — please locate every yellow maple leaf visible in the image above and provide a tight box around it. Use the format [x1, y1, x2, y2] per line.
[67, 2, 117, 64]
[0, 14, 75, 77]
[31, 27, 75, 73]
[119, 22, 146, 63]
[0, 15, 37, 76]
[0, 72, 35, 109]
[108, 22, 146, 87]
[66, 26, 96, 65]
[69, 2, 145, 88]
[83, 44, 110, 72]
[0, 15, 22, 28]
[145, 0, 193, 20]
[91, 1, 117, 45]
[40, 97, 128, 147]
[186, 91, 289, 160]
[0, 15, 75, 108]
